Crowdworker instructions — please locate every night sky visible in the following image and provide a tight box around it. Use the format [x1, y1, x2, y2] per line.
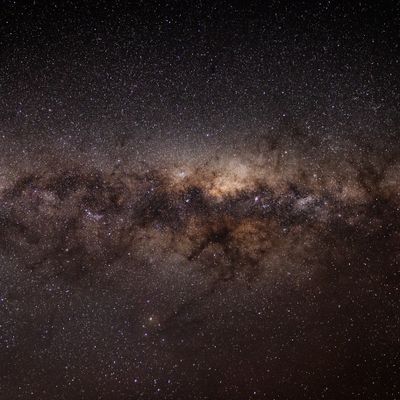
[0, 1, 399, 399]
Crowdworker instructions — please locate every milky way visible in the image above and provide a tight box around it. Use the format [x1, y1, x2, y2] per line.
[1, 1, 399, 399]
[2, 140, 398, 284]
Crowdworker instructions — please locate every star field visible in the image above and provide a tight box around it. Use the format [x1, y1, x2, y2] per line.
[0, 1, 399, 399]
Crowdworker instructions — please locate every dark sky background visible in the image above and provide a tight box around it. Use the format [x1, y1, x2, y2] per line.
[0, 1, 399, 400]
[0, 0, 398, 144]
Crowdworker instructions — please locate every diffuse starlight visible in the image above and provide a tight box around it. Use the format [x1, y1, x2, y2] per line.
[1, 145, 398, 286]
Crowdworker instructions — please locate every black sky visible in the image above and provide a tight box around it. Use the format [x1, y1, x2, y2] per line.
[0, 1, 398, 143]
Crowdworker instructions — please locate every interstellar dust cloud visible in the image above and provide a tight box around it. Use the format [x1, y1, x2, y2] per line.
[1, 139, 398, 288]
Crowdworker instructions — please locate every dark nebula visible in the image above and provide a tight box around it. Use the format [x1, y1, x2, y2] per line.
[0, 1, 399, 399]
